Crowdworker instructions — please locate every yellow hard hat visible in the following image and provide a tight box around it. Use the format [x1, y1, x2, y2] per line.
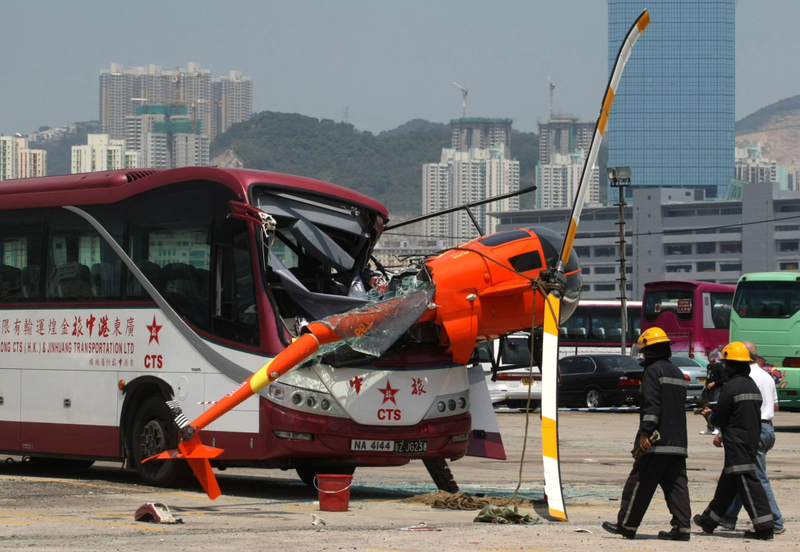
[722, 342, 751, 362]
[638, 327, 673, 349]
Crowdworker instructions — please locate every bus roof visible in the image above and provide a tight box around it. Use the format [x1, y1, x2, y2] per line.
[737, 272, 800, 283]
[643, 280, 735, 293]
[0, 167, 389, 219]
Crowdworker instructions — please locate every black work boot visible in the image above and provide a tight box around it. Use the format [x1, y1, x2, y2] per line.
[602, 521, 635, 539]
[743, 528, 774, 540]
[693, 514, 715, 534]
[658, 527, 691, 541]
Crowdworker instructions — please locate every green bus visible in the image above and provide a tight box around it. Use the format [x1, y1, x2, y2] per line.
[730, 272, 800, 407]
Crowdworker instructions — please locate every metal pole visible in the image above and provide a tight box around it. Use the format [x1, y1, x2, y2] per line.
[617, 189, 628, 355]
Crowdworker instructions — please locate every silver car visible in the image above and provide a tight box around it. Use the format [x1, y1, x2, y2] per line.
[474, 334, 541, 410]
[669, 355, 706, 404]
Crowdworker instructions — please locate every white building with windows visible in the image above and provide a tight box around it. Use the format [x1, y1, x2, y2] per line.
[71, 134, 139, 173]
[422, 142, 519, 245]
[735, 142, 784, 187]
[535, 149, 599, 209]
[1, 136, 47, 180]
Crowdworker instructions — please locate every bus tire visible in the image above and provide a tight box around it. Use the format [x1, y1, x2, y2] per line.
[295, 464, 356, 488]
[130, 395, 192, 488]
[585, 388, 604, 408]
[422, 458, 459, 493]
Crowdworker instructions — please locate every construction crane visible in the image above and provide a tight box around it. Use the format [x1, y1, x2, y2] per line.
[453, 82, 468, 118]
[549, 76, 555, 120]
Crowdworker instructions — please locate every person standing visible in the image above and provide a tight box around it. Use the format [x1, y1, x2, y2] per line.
[721, 341, 784, 534]
[694, 342, 775, 540]
[701, 357, 725, 435]
[602, 327, 691, 541]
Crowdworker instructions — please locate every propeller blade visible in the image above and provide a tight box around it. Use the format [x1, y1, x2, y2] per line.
[540, 297, 565, 520]
[541, 8, 650, 522]
[558, 8, 650, 267]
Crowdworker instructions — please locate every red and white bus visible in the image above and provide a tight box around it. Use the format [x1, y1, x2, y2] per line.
[641, 280, 735, 365]
[0, 167, 490, 489]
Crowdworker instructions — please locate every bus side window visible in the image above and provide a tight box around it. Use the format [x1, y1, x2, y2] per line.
[0, 215, 44, 302]
[46, 211, 123, 301]
[127, 186, 215, 330]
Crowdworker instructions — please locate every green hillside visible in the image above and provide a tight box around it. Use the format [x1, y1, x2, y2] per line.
[736, 94, 800, 135]
[211, 112, 539, 216]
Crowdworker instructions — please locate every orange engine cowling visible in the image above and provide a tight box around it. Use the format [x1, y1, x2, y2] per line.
[423, 227, 581, 364]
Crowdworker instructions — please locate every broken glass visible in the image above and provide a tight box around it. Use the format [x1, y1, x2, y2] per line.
[306, 274, 435, 363]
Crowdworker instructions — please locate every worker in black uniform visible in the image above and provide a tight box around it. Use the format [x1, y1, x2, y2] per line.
[694, 341, 775, 540]
[602, 327, 692, 541]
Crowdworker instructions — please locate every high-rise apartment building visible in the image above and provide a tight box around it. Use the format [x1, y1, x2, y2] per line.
[735, 142, 785, 187]
[536, 150, 600, 210]
[0, 137, 17, 181]
[450, 118, 512, 158]
[99, 62, 252, 142]
[0, 136, 47, 180]
[71, 134, 137, 173]
[16, 147, 47, 179]
[607, 0, 735, 198]
[215, 71, 254, 135]
[538, 119, 595, 165]
[423, 141, 519, 245]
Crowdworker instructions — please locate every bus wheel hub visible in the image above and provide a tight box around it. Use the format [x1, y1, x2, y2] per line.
[142, 420, 167, 457]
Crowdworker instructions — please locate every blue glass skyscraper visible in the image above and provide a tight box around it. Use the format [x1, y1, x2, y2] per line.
[607, 0, 735, 199]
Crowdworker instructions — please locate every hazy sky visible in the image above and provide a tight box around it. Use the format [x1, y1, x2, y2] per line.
[1, 1, 798, 137]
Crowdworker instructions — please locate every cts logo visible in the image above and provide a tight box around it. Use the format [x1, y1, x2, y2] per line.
[144, 354, 163, 369]
[377, 408, 402, 421]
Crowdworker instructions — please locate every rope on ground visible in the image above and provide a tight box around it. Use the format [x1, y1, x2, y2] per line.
[401, 490, 538, 510]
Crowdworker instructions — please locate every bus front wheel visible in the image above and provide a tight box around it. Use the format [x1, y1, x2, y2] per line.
[131, 395, 192, 488]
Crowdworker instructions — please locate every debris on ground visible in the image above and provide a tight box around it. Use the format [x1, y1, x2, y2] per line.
[401, 523, 441, 531]
[134, 502, 182, 524]
[311, 513, 327, 531]
[401, 491, 539, 511]
[473, 505, 541, 525]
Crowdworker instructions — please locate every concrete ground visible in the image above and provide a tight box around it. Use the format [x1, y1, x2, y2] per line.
[1, 408, 798, 551]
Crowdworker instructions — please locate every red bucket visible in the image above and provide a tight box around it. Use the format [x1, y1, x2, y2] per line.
[314, 474, 353, 511]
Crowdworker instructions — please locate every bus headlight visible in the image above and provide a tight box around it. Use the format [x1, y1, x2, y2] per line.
[264, 382, 347, 418]
[425, 392, 470, 419]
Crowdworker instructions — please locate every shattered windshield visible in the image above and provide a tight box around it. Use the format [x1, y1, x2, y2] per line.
[255, 189, 378, 323]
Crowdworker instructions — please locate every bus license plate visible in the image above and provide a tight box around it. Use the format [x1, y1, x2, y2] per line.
[351, 439, 393, 452]
[393, 440, 428, 454]
[522, 377, 534, 385]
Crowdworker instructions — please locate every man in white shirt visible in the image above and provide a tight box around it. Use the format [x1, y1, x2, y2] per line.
[721, 342, 784, 535]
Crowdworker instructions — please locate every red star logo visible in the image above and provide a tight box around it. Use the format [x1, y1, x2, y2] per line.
[378, 381, 399, 405]
[146, 316, 162, 345]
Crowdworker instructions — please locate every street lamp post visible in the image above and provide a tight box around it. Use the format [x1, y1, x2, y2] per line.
[607, 167, 631, 355]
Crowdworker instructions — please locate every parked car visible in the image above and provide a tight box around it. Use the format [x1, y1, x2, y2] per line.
[669, 355, 707, 405]
[474, 334, 541, 409]
[558, 354, 644, 408]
